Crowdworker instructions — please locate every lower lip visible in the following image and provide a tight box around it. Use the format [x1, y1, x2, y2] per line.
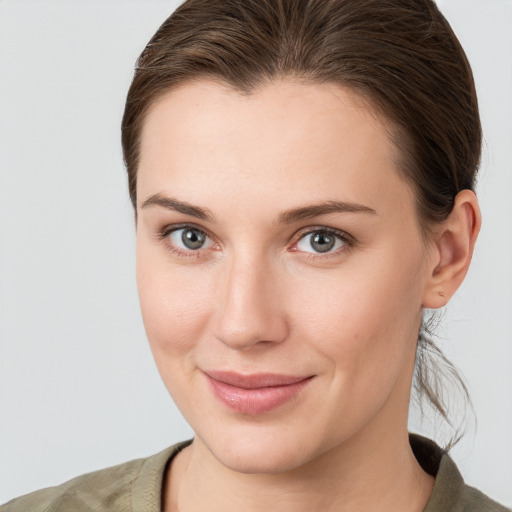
[205, 374, 313, 415]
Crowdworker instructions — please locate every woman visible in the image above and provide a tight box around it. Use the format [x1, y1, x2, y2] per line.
[1, 0, 510, 510]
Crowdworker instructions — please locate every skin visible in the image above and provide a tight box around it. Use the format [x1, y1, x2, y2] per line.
[135, 80, 480, 512]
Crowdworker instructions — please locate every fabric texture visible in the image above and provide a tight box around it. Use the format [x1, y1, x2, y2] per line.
[1, 436, 509, 511]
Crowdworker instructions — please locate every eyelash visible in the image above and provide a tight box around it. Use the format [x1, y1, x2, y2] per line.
[292, 226, 355, 260]
[157, 224, 355, 260]
[158, 223, 217, 259]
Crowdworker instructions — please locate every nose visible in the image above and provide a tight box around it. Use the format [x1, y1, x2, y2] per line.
[212, 253, 289, 350]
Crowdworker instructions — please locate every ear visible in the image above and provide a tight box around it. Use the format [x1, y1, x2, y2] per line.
[422, 189, 481, 309]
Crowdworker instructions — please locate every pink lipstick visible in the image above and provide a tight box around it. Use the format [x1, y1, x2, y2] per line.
[204, 371, 313, 415]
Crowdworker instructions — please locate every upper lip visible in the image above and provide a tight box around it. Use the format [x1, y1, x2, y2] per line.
[204, 370, 313, 389]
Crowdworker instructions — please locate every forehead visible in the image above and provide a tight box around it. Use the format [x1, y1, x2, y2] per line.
[141, 79, 390, 155]
[137, 79, 414, 218]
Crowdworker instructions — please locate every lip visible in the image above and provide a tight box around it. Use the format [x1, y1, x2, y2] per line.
[203, 370, 314, 415]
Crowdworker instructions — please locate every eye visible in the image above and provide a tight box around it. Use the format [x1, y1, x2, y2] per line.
[167, 226, 214, 251]
[295, 229, 347, 254]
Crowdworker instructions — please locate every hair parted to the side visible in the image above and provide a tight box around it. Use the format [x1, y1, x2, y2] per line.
[122, 0, 481, 447]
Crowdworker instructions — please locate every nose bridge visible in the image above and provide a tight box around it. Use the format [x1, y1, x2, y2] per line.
[214, 248, 287, 349]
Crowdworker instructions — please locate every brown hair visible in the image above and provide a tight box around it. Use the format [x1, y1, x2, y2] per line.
[122, 0, 481, 444]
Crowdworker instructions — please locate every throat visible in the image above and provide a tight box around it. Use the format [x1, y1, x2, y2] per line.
[163, 436, 435, 512]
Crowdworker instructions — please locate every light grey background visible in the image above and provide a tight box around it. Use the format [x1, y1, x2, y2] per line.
[1, 0, 511, 506]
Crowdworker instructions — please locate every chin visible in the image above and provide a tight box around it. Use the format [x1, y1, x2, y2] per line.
[194, 421, 327, 475]
[213, 442, 311, 475]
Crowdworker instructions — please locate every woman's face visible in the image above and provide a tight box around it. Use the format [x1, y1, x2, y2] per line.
[136, 80, 435, 473]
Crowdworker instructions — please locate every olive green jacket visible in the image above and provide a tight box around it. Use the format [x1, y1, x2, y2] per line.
[1, 436, 509, 511]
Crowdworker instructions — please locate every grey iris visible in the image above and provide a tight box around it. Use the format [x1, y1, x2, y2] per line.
[182, 228, 206, 249]
[311, 232, 335, 253]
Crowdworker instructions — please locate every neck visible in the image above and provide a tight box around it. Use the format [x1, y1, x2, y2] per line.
[165, 426, 434, 512]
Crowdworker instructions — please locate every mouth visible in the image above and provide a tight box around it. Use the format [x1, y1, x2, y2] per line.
[203, 370, 314, 415]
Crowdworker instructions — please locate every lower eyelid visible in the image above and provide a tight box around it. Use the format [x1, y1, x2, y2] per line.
[174, 228, 210, 246]
[296, 235, 343, 251]
[158, 224, 353, 259]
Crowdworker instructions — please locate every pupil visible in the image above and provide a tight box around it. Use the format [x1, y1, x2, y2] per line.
[311, 232, 334, 253]
[182, 228, 205, 249]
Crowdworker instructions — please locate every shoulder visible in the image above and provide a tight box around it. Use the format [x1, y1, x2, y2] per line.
[458, 485, 511, 512]
[410, 434, 510, 512]
[436, 455, 511, 511]
[0, 457, 145, 512]
[0, 441, 191, 512]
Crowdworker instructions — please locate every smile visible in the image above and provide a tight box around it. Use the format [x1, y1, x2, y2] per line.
[203, 371, 314, 415]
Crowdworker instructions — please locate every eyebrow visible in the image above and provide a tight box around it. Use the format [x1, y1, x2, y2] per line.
[276, 201, 377, 224]
[141, 193, 214, 221]
[141, 193, 376, 224]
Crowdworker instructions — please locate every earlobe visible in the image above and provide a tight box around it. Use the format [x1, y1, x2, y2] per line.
[422, 189, 481, 309]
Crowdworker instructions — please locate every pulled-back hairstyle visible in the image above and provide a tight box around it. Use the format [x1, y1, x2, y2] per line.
[122, 0, 481, 446]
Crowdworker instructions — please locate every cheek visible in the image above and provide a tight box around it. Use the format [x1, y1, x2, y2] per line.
[287, 247, 425, 383]
[136, 244, 214, 367]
